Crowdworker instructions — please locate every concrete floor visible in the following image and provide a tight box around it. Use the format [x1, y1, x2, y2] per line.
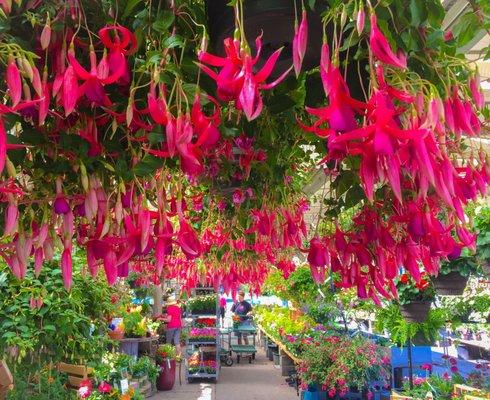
[153, 349, 298, 400]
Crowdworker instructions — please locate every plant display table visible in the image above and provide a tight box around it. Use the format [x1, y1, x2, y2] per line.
[113, 336, 160, 358]
[184, 294, 220, 382]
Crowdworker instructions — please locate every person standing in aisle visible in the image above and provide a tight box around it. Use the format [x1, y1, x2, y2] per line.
[219, 294, 227, 327]
[231, 290, 252, 345]
[164, 296, 183, 356]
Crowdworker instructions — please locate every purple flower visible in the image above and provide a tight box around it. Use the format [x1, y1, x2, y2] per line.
[54, 196, 70, 214]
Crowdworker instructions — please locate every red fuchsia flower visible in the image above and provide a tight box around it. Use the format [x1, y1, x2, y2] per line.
[147, 82, 168, 125]
[177, 218, 202, 260]
[292, 8, 308, 76]
[369, 13, 407, 69]
[67, 43, 124, 106]
[98, 381, 112, 393]
[300, 43, 363, 139]
[450, 365, 459, 373]
[99, 25, 137, 85]
[399, 274, 409, 284]
[198, 35, 291, 120]
[449, 357, 457, 365]
[307, 237, 329, 284]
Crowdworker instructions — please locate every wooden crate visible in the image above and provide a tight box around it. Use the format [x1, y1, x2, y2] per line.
[58, 362, 93, 388]
[390, 391, 415, 400]
[454, 384, 490, 400]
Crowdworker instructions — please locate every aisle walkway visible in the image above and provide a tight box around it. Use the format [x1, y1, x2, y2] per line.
[154, 349, 298, 400]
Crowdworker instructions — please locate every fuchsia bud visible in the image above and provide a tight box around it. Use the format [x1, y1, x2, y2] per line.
[6, 56, 22, 106]
[61, 245, 73, 290]
[356, 6, 365, 35]
[468, 73, 484, 110]
[40, 16, 51, 50]
[292, 9, 308, 76]
[4, 197, 18, 236]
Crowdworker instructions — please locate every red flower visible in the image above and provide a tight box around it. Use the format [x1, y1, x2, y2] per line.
[450, 365, 458, 373]
[98, 381, 112, 393]
[400, 274, 409, 284]
[415, 279, 429, 290]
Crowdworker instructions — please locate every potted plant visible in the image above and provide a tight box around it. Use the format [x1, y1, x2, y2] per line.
[155, 344, 177, 391]
[188, 328, 217, 343]
[396, 273, 435, 323]
[298, 335, 390, 399]
[433, 250, 476, 296]
[185, 295, 217, 316]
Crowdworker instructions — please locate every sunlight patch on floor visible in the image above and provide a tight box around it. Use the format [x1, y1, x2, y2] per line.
[197, 383, 213, 400]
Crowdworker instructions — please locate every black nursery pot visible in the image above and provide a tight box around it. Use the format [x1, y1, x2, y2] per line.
[433, 271, 468, 296]
[399, 301, 431, 323]
[204, 0, 368, 97]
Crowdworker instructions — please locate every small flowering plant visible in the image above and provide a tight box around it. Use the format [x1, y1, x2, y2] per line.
[298, 335, 390, 397]
[396, 273, 435, 305]
[155, 344, 177, 364]
[188, 327, 217, 342]
[194, 317, 217, 328]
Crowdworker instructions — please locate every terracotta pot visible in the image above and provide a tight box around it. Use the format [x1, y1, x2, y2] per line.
[156, 359, 176, 391]
[108, 330, 124, 340]
[400, 301, 432, 323]
[433, 271, 468, 296]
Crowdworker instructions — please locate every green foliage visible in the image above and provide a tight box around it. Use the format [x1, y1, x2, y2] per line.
[92, 353, 158, 387]
[0, 256, 116, 369]
[374, 304, 447, 346]
[439, 250, 479, 277]
[401, 373, 466, 400]
[261, 270, 289, 299]
[185, 294, 216, 314]
[476, 207, 490, 265]
[439, 290, 490, 325]
[7, 366, 76, 400]
[254, 305, 315, 341]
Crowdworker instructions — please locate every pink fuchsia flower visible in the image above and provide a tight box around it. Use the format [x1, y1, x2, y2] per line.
[443, 30, 454, 41]
[232, 189, 246, 205]
[217, 200, 227, 212]
[98, 381, 112, 393]
[369, 14, 407, 69]
[413, 377, 427, 385]
[421, 363, 432, 372]
[450, 366, 459, 373]
[367, 391, 374, 400]
[449, 357, 457, 365]
[442, 372, 451, 381]
[78, 386, 91, 398]
[328, 388, 336, 398]
[6, 56, 22, 107]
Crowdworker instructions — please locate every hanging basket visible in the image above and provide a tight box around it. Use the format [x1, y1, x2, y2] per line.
[433, 271, 469, 296]
[399, 301, 431, 323]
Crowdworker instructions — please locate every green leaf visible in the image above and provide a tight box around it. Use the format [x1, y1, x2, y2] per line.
[453, 12, 479, 48]
[163, 35, 184, 49]
[123, 0, 144, 19]
[152, 11, 174, 33]
[409, 0, 427, 27]
[133, 154, 165, 177]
